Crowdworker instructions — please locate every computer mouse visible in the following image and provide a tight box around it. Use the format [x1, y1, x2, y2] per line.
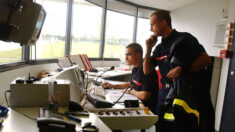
[68, 101, 84, 111]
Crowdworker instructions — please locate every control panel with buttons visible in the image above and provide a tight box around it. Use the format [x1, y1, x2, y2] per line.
[88, 107, 158, 130]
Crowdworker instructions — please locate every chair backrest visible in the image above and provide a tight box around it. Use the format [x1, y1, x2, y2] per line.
[68, 54, 93, 71]
[57, 56, 71, 68]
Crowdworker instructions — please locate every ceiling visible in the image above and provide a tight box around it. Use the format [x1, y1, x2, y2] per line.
[126, 0, 200, 11]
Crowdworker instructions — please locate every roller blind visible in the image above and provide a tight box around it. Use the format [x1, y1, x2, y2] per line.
[138, 8, 156, 19]
[86, 0, 106, 7]
[107, 0, 137, 16]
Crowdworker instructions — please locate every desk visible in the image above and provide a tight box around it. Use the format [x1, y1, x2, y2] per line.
[1, 107, 112, 132]
[2, 66, 156, 132]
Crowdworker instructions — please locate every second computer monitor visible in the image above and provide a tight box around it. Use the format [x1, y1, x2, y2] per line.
[54, 65, 84, 103]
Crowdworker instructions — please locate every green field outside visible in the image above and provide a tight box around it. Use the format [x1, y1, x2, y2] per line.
[71, 41, 126, 58]
[0, 48, 21, 63]
[40, 41, 65, 58]
[0, 41, 125, 63]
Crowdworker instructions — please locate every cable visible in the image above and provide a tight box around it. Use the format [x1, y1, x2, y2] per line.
[95, 66, 114, 82]
[85, 80, 93, 95]
[85, 66, 114, 94]
[11, 108, 37, 121]
[112, 64, 142, 106]
[4, 90, 10, 107]
[85, 72, 90, 95]
[112, 84, 131, 105]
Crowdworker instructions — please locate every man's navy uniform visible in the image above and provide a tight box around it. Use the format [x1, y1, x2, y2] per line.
[130, 65, 158, 114]
[150, 29, 215, 132]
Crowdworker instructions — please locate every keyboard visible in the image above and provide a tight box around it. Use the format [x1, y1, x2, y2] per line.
[90, 81, 105, 98]
[93, 86, 105, 98]
[86, 94, 114, 108]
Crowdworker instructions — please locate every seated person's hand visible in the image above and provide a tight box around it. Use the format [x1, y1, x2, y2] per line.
[101, 82, 112, 89]
[121, 88, 132, 94]
[121, 89, 127, 93]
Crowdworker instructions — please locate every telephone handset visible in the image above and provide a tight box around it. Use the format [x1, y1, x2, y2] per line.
[150, 35, 158, 43]
[37, 118, 76, 132]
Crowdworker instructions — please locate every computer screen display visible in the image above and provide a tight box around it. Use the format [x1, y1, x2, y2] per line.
[31, 9, 46, 41]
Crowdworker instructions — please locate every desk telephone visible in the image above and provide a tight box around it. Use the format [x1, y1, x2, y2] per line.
[37, 118, 76, 132]
[37, 108, 76, 132]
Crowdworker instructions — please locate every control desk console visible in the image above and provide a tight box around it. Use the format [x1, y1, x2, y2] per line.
[88, 107, 158, 130]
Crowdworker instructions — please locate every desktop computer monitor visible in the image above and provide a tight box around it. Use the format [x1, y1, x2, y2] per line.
[54, 65, 84, 103]
[28, 8, 46, 45]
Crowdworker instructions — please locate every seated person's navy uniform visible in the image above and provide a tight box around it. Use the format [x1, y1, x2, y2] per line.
[150, 29, 214, 132]
[130, 65, 158, 114]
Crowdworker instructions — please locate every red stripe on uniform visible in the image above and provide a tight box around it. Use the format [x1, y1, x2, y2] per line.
[156, 55, 167, 60]
[156, 70, 163, 90]
[132, 79, 143, 86]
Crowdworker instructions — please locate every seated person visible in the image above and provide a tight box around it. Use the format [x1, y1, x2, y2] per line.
[101, 43, 158, 114]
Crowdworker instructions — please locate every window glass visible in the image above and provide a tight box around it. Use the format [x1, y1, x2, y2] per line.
[35, 0, 67, 59]
[0, 41, 22, 64]
[104, 10, 134, 58]
[71, 0, 102, 57]
[137, 18, 161, 55]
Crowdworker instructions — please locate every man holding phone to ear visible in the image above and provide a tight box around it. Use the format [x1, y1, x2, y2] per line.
[101, 43, 158, 115]
[143, 10, 214, 132]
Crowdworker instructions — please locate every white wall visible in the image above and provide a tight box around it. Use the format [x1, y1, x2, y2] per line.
[171, 0, 235, 56]
[215, 58, 230, 130]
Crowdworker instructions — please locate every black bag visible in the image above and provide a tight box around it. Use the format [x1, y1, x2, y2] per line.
[164, 78, 199, 132]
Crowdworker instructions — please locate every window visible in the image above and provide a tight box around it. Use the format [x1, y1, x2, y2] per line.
[71, 0, 102, 58]
[137, 18, 161, 55]
[104, 10, 134, 58]
[35, 0, 67, 59]
[0, 41, 22, 64]
[137, 18, 151, 55]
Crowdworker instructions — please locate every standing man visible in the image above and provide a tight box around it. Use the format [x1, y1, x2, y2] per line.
[143, 10, 214, 132]
[101, 43, 158, 115]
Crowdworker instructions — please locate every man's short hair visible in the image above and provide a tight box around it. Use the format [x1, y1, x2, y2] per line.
[151, 10, 172, 28]
[126, 43, 143, 56]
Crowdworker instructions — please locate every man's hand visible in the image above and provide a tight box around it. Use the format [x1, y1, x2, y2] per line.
[167, 66, 182, 81]
[121, 88, 132, 94]
[146, 35, 158, 50]
[101, 82, 113, 89]
[190, 52, 212, 72]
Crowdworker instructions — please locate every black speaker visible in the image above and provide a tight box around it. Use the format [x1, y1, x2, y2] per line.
[124, 100, 139, 108]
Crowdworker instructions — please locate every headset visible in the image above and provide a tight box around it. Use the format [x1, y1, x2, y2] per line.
[0, 105, 9, 117]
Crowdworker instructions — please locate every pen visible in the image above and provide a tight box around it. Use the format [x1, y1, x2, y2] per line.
[66, 114, 82, 123]
[51, 96, 56, 104]
[56, 93, 60, 104]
